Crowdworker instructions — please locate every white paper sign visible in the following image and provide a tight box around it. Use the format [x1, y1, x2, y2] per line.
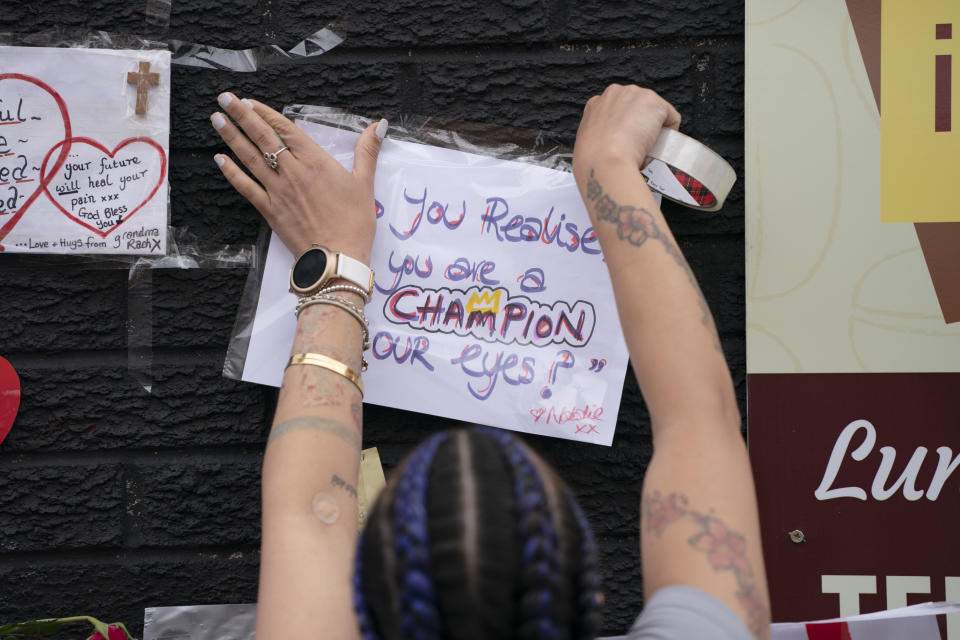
[0, 46, 170, 254]
[241, 120, 630, 445]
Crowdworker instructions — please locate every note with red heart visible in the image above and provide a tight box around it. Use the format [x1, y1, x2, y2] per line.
[0, 46, 169, 254]
[41, 136, 167, 239]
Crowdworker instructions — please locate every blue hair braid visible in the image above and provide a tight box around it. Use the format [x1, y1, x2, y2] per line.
[353, 528, 380, 640]
[566, 489, 602, 640]
[353, 432, 449, 640]
[392, 431, 449, 640]
[482, 428, 563, 640]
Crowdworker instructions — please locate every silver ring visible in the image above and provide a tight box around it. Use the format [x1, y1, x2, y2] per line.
[264, 146, 289, 169]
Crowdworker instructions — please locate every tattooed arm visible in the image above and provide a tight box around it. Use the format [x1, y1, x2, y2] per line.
[256, 302, 367, 640]
[212, 97, 387, 640]
[572, 85, 770, 639]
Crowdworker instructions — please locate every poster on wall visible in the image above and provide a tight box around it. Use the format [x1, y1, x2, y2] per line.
[0, 46, 170, 254]
[240, 120, 628, 446]
[746, 0, 960, 634]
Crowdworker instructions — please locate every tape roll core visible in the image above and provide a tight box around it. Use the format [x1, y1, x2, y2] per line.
[643, 128, 736, 212]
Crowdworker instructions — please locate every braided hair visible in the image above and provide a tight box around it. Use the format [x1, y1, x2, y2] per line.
[354, 427, 602, 640]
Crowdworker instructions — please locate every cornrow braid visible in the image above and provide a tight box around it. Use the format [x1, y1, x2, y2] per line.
[355, 453, 408, 640]
[356, 427, 602, 640]
[353, 529, 380, 640]
[392, 431, 449, 640]
[483, 428, 564, 640]
[566, 489, 602, 640]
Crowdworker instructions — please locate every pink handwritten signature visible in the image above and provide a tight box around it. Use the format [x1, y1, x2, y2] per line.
[529, 403, 603, 426]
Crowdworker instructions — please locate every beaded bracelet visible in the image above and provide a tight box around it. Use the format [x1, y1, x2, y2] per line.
[295, 290, 368, 318]
[313, 283, 371, 304]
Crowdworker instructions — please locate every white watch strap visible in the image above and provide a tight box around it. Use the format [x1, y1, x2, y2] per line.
[335, 253, 373, 295]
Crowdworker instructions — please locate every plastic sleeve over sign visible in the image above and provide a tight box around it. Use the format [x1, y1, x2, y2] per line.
[222, 225, 271, 382]
[285, 104, 574, 171]
[0, 24, 261, 392]
[0, 29, 171, 258]
[221, 106, 576, 385]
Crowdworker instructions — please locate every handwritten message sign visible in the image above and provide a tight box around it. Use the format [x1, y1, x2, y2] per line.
[0, 46, 170, 254]
[240, 121, 630, 445]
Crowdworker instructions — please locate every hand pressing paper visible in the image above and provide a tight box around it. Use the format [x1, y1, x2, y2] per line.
[0, 45, 170, 254]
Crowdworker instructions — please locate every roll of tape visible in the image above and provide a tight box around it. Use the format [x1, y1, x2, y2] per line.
[640, 128, 736, 212]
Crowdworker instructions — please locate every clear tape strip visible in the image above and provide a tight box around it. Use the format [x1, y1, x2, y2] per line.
[127, 264, 155, 394]
[1, 17, 345, 73]
[169, 18, 347, 71]
[0, 28, 168, 51]
[127, 227, 256, 394]
[144, 0, 173, 33]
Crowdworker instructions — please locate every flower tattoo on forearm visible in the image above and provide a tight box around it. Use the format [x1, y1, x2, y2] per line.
[585, 169, 721, 351]
[643, 490, 770, 639]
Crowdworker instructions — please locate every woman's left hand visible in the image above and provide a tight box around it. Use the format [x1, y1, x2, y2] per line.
[211, 92, 387, 263]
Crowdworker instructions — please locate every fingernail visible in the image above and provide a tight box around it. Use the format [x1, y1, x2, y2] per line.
[241, 98, 254, 109]
[217, 92, 234, 109]
[375, 118, 388, 140]
[211, 112, 227, 130]
[214, 154, 226, 168]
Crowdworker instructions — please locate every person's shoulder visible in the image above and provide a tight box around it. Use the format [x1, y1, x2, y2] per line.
[620, 585, 754, 640]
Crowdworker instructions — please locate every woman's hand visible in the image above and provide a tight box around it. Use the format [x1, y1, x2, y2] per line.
[211, 92, 387, 263]
[572, 84, 681, 188]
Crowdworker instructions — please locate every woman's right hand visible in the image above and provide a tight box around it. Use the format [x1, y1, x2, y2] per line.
[211, 92, 387, 264]
[572, 84, 681, 188]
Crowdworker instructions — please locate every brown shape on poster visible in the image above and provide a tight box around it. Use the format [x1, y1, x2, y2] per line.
[914, 223, 960, 322]
[844, 0, 882, 111]
[845, 0, 960, 324]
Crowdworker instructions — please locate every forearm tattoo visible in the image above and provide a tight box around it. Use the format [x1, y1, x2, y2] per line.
[331, 473, 358, 499]
[585, 169, 721, 351]
[350, 400, 363, 433]
[294, 304, 339, 344]
[643, 490, 770, 639]
[267, 416, 361, 450]
[295, 366, 346, 408]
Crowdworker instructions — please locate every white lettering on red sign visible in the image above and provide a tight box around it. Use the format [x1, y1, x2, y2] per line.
[821, 575, 960, 640]
[815, 419, 960, 502]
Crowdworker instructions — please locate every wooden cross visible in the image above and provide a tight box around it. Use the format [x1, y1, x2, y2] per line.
[127, 61, 160, 115]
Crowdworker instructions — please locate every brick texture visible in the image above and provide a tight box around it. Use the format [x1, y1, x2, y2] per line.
[0, 0, 744, 636]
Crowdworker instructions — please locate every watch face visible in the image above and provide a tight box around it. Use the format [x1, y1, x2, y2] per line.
[292, 248, 329, 290]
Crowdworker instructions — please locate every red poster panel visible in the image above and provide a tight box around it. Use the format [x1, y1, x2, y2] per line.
[749, 373, 960, 627]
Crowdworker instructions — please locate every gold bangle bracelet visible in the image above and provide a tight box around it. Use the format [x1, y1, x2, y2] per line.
[286, 352, 364, 397]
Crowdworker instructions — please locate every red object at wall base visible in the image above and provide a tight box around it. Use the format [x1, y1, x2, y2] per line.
[0, 355, 21, 446]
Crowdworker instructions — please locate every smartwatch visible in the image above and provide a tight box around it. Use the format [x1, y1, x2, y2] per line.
[289, 244, 374, 297]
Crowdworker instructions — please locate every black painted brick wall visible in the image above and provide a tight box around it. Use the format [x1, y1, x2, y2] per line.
[0, 1, 744, 635]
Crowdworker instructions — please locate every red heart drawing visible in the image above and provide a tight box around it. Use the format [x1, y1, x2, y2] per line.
[529, 408, 546, 422]
[0, 356, 21, 446]
[40, 136, 167, 238]
[0, 73, 72, 251]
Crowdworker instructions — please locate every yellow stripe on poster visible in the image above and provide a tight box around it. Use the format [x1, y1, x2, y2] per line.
[882, 1, 960, 222]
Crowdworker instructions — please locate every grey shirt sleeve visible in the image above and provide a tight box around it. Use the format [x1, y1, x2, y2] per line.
[622, 585, 754, 640]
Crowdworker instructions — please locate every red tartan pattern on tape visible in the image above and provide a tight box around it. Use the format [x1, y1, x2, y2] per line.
[668, 164, 717, 207]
